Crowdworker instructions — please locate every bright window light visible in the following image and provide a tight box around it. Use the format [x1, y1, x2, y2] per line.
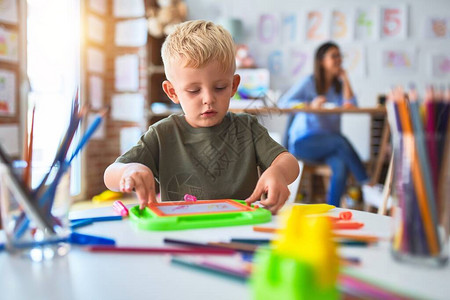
[27, 0, 81, 195]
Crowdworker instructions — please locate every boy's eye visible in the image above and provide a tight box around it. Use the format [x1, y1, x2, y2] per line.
[216, 86, 226, 90]
[187, 89, 200, 94]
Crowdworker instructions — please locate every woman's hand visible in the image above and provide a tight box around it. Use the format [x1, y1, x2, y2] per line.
[342, 101, 355, 108]
[311, 95, 327, 108]
[338, 68, 349, 82]
[339, 68, 355, 102]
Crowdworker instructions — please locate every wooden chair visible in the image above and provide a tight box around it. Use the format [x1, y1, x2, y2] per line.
[363, 118, 393, 215]
[283, 114, 332, 203]
[363, 153, 394, 215]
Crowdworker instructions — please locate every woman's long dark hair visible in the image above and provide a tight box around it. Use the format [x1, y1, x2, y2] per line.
[314, 41, 342, 95]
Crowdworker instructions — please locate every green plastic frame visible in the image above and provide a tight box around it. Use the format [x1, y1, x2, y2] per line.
[129, 199, 271, 231]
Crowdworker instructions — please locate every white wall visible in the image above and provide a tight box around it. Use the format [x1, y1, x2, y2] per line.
[185, 0, 450, 160]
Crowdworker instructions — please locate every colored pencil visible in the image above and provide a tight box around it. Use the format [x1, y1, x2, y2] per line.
[70, 215, 123, 223]
[252, 226, 277, 233]
[424, 93, 439, 188]
[339, 273, 412, 300]
[230, 238, 270, 244]
[171, 257, 248, 283]
[23, 105, 35, 188]
[207, 242, 257, 253]
[333, 233, 380, 243]
[84, 246, 236, 255]
[70, 219, 94, 229]
[163, 238, 229, 250]
[164, 238, 256, 253]
[69, 108, 108, 163]
[396, 97, 440, 255]
[332, 222, 364, 230]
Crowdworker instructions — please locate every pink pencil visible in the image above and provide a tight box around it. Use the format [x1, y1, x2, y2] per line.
[339, 273, 411, 299]
[84, 246, 236, 255]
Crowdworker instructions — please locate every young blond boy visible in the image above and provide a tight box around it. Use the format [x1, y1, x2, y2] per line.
[104, 20, 299, 213]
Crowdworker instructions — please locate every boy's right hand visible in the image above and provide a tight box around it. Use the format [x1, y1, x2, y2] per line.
[119, 163, 157, 209]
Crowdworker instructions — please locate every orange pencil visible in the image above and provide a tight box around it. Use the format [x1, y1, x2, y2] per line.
[23, 105, 36, 188]
[253, 226, 277, 233]
[333, 233, 380, 243]
[396, 97, 440, 255]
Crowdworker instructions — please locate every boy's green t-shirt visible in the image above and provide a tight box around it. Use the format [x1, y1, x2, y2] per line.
[116, 112, 286, 201]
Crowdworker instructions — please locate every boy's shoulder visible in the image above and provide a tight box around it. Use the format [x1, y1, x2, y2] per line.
[227, 112, 258, 124]
[226, 112, 267, 135]
[148, 113, 184, 130]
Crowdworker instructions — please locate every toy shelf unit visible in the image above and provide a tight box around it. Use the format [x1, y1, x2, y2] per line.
[145, 0, 184, 126]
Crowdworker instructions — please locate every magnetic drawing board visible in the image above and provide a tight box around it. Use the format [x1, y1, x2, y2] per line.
[129, 199, 271, 231]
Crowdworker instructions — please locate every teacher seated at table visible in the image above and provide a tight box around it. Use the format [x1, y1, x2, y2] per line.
[278, 41, 369, 207]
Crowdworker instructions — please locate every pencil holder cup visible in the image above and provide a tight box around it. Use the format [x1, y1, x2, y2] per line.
[390, 132, 449, 267]
[0, 161, 72, 261]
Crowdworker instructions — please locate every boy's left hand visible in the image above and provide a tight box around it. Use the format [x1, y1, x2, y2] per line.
[245, 167, 290, 214]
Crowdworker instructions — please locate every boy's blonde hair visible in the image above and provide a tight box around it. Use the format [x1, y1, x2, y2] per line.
[161, 20, 236, 80]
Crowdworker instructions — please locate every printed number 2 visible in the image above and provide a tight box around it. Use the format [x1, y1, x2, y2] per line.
[307, 12, 324, 40]
[383, 9, 401, 36]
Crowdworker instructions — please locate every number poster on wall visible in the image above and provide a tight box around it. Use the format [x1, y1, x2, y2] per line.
[251, 4, 415, 81]
[380, 5, 408, 39]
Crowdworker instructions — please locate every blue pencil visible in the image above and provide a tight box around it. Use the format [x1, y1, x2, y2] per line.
[70, 215, 123, 223]
[70, 218, 94, 229]
[69, 109, 108, 163]
[40, 108, 106, 215]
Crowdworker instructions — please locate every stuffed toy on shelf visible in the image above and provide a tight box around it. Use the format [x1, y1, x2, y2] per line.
[147, 0, 188, 38]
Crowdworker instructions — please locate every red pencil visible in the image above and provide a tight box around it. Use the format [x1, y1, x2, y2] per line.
[333, 222, 364, 230]
[84, 246, 236, 255]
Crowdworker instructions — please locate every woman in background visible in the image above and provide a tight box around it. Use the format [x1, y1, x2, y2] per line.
[279, 41, 369, 207]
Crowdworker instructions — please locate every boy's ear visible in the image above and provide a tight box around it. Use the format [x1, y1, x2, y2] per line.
[230, 74, 241, 97]
[162, 80, 179, 104]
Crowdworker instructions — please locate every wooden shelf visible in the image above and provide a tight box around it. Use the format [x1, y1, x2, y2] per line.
[148, 64, 165, 74]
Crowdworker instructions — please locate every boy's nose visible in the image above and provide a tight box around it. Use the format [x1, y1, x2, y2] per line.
[202, 90, 215, 104]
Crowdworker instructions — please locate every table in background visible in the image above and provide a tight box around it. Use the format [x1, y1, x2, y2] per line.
[229, 106, 389, 185]
[230, 107, 390, 206]
[1, 203, 449, 300]
[229, 106, 386, 115]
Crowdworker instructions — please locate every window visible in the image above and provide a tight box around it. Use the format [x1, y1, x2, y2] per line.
[27, 0, 81, 195]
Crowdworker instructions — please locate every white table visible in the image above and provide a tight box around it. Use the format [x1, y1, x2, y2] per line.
[1, 203, 449, 300]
